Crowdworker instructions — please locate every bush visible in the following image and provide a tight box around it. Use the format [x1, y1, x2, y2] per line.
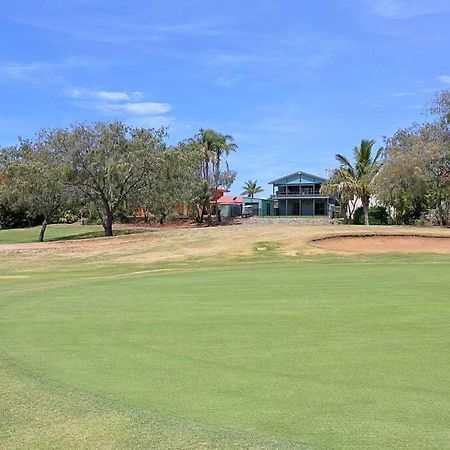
[0, 202, 42, 229]
[57, 209, 80, 224]
[353, 206, 389, 225]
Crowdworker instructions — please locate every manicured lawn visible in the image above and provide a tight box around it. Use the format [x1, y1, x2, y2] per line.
[0, 224, 144, 243]
[1, 253, 449, 449]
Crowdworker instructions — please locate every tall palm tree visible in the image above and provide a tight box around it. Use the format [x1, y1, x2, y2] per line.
[197, 129, 237, 225]
[241, 180, 263, 199]
[335, 139, 383, 225]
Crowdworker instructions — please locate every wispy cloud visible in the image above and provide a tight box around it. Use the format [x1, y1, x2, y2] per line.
[367, 0, 450, 19]
[199, 31, 350, 87]
[69, 87, 173, 128]
[69, 88, 144, 102]
[1, 6, 229, 44]
[438, 75, 450, 84]
[391, 92, 415, 98]
[0, 58, 107, 85]
[97, 101, 171, 115]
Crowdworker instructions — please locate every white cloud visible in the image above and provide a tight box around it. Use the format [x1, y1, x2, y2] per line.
[69, 87, 173, 126]
[96, 90, 133, 101]
[98, 101, 171, 115]
[368, 0, 450, 19]
[438, 75, 450, 85]
[69, 88, 144, 101]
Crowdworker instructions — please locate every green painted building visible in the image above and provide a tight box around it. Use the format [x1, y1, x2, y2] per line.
[269, 170, 337, 217]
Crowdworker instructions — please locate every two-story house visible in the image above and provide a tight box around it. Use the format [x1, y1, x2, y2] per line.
[269, 171, 336, 216]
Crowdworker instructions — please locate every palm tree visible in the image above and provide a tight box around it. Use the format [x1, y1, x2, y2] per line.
[320, 169, 357, 223]
[335, 139, 383, 225]
[197, 129, 237, 225]
[241, 180, 263, 199]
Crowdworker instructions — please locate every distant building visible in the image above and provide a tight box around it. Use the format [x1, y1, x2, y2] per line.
[269, 170, 337, 216]
[216, 195, 272, 217]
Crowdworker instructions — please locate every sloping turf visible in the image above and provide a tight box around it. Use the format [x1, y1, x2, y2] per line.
[0, 224, 147, 243]
[1, 255, 449, 448]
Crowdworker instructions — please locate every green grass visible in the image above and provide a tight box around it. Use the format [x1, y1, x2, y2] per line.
[1, 254, 450, 449]
[0, 224, 145, 243]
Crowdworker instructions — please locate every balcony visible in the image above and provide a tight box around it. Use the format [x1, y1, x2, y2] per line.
[274, 191, 327, 198]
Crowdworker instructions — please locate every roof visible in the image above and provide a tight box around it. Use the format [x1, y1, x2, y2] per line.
[210, 187, 230, 202]
[216, 195, 243, 204]
[269, 170, 326, 185]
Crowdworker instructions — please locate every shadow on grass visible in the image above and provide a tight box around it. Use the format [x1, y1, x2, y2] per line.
[49, 229, 151, 242]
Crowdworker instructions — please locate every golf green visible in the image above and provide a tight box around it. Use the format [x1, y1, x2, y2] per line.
[1, 255, 449, 449]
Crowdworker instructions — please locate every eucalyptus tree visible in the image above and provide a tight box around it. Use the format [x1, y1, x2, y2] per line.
[376, 91, 450, 225]
[136, 139, 201, 224]
[334, 139, 383, 225]
[1, 137, 70, 241]
[57, 122, 166, 236]
[241, 180, 263, 199]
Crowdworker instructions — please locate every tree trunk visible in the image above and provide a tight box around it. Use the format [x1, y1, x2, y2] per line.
[363, 201, 370, 226]
[38, 218, 48, 242]
[436, 195, 444, 226]
[199, 205, 205, 223]
[206, 202, 212, 226]
[103, 214, 114, 237]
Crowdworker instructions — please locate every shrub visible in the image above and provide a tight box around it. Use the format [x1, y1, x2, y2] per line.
[0, 202, 42, 229]
[353, 206, 389, 225]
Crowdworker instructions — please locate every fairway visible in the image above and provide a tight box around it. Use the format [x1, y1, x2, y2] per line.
[1, 228, 450, 449]
[0, 224, 148, 244]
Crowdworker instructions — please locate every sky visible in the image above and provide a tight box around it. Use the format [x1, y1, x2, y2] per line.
[1, 0, 450, 196]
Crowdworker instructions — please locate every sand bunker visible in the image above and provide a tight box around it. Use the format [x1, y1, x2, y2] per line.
[313, 235, 450, 253]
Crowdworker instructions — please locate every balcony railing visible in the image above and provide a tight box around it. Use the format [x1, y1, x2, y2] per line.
[275, 191, 325, 197]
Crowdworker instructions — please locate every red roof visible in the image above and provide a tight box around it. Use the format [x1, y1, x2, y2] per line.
[216, 195, 243, 204]
[210, 188, 230, 202]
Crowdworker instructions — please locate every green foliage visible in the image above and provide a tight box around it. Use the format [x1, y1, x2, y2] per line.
[0, 138, 71, 240]
[58, 122, 167, 236]
[1, 123, 239, 234]
[241, 179, 263, 199]
[353, 206, 389, 225]
[0, 201, 42, 229]
[377, 90, 450, 225]
[329, 139, 383, 225]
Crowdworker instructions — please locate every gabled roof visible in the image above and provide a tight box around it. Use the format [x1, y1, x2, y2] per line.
[269, 170, 326, 185]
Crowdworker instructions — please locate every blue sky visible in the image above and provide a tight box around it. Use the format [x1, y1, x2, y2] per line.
[1, 0, 450, 196]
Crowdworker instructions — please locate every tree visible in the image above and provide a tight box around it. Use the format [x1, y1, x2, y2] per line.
[334, 139, 383, 225]
[376, 91, 450, 225]
[1, 137, 69, 241]
[56, 122, 165, 237]
[320, 169, 357, 223]
[241, 180, 263, 199]
[195, 129, 237, 225]
[373, 142, 428, 224]
[135, 140, 200, 224]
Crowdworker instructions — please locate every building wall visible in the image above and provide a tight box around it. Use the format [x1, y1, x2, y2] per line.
[276, 198, 328, 216]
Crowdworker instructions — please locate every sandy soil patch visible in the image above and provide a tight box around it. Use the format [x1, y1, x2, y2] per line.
[2, 224, 450, 271]
[313, 234, 450, 253]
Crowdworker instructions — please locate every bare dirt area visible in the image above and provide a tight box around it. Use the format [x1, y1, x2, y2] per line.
[3, 224, 450, 272]
[313, 234, 450, 253]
